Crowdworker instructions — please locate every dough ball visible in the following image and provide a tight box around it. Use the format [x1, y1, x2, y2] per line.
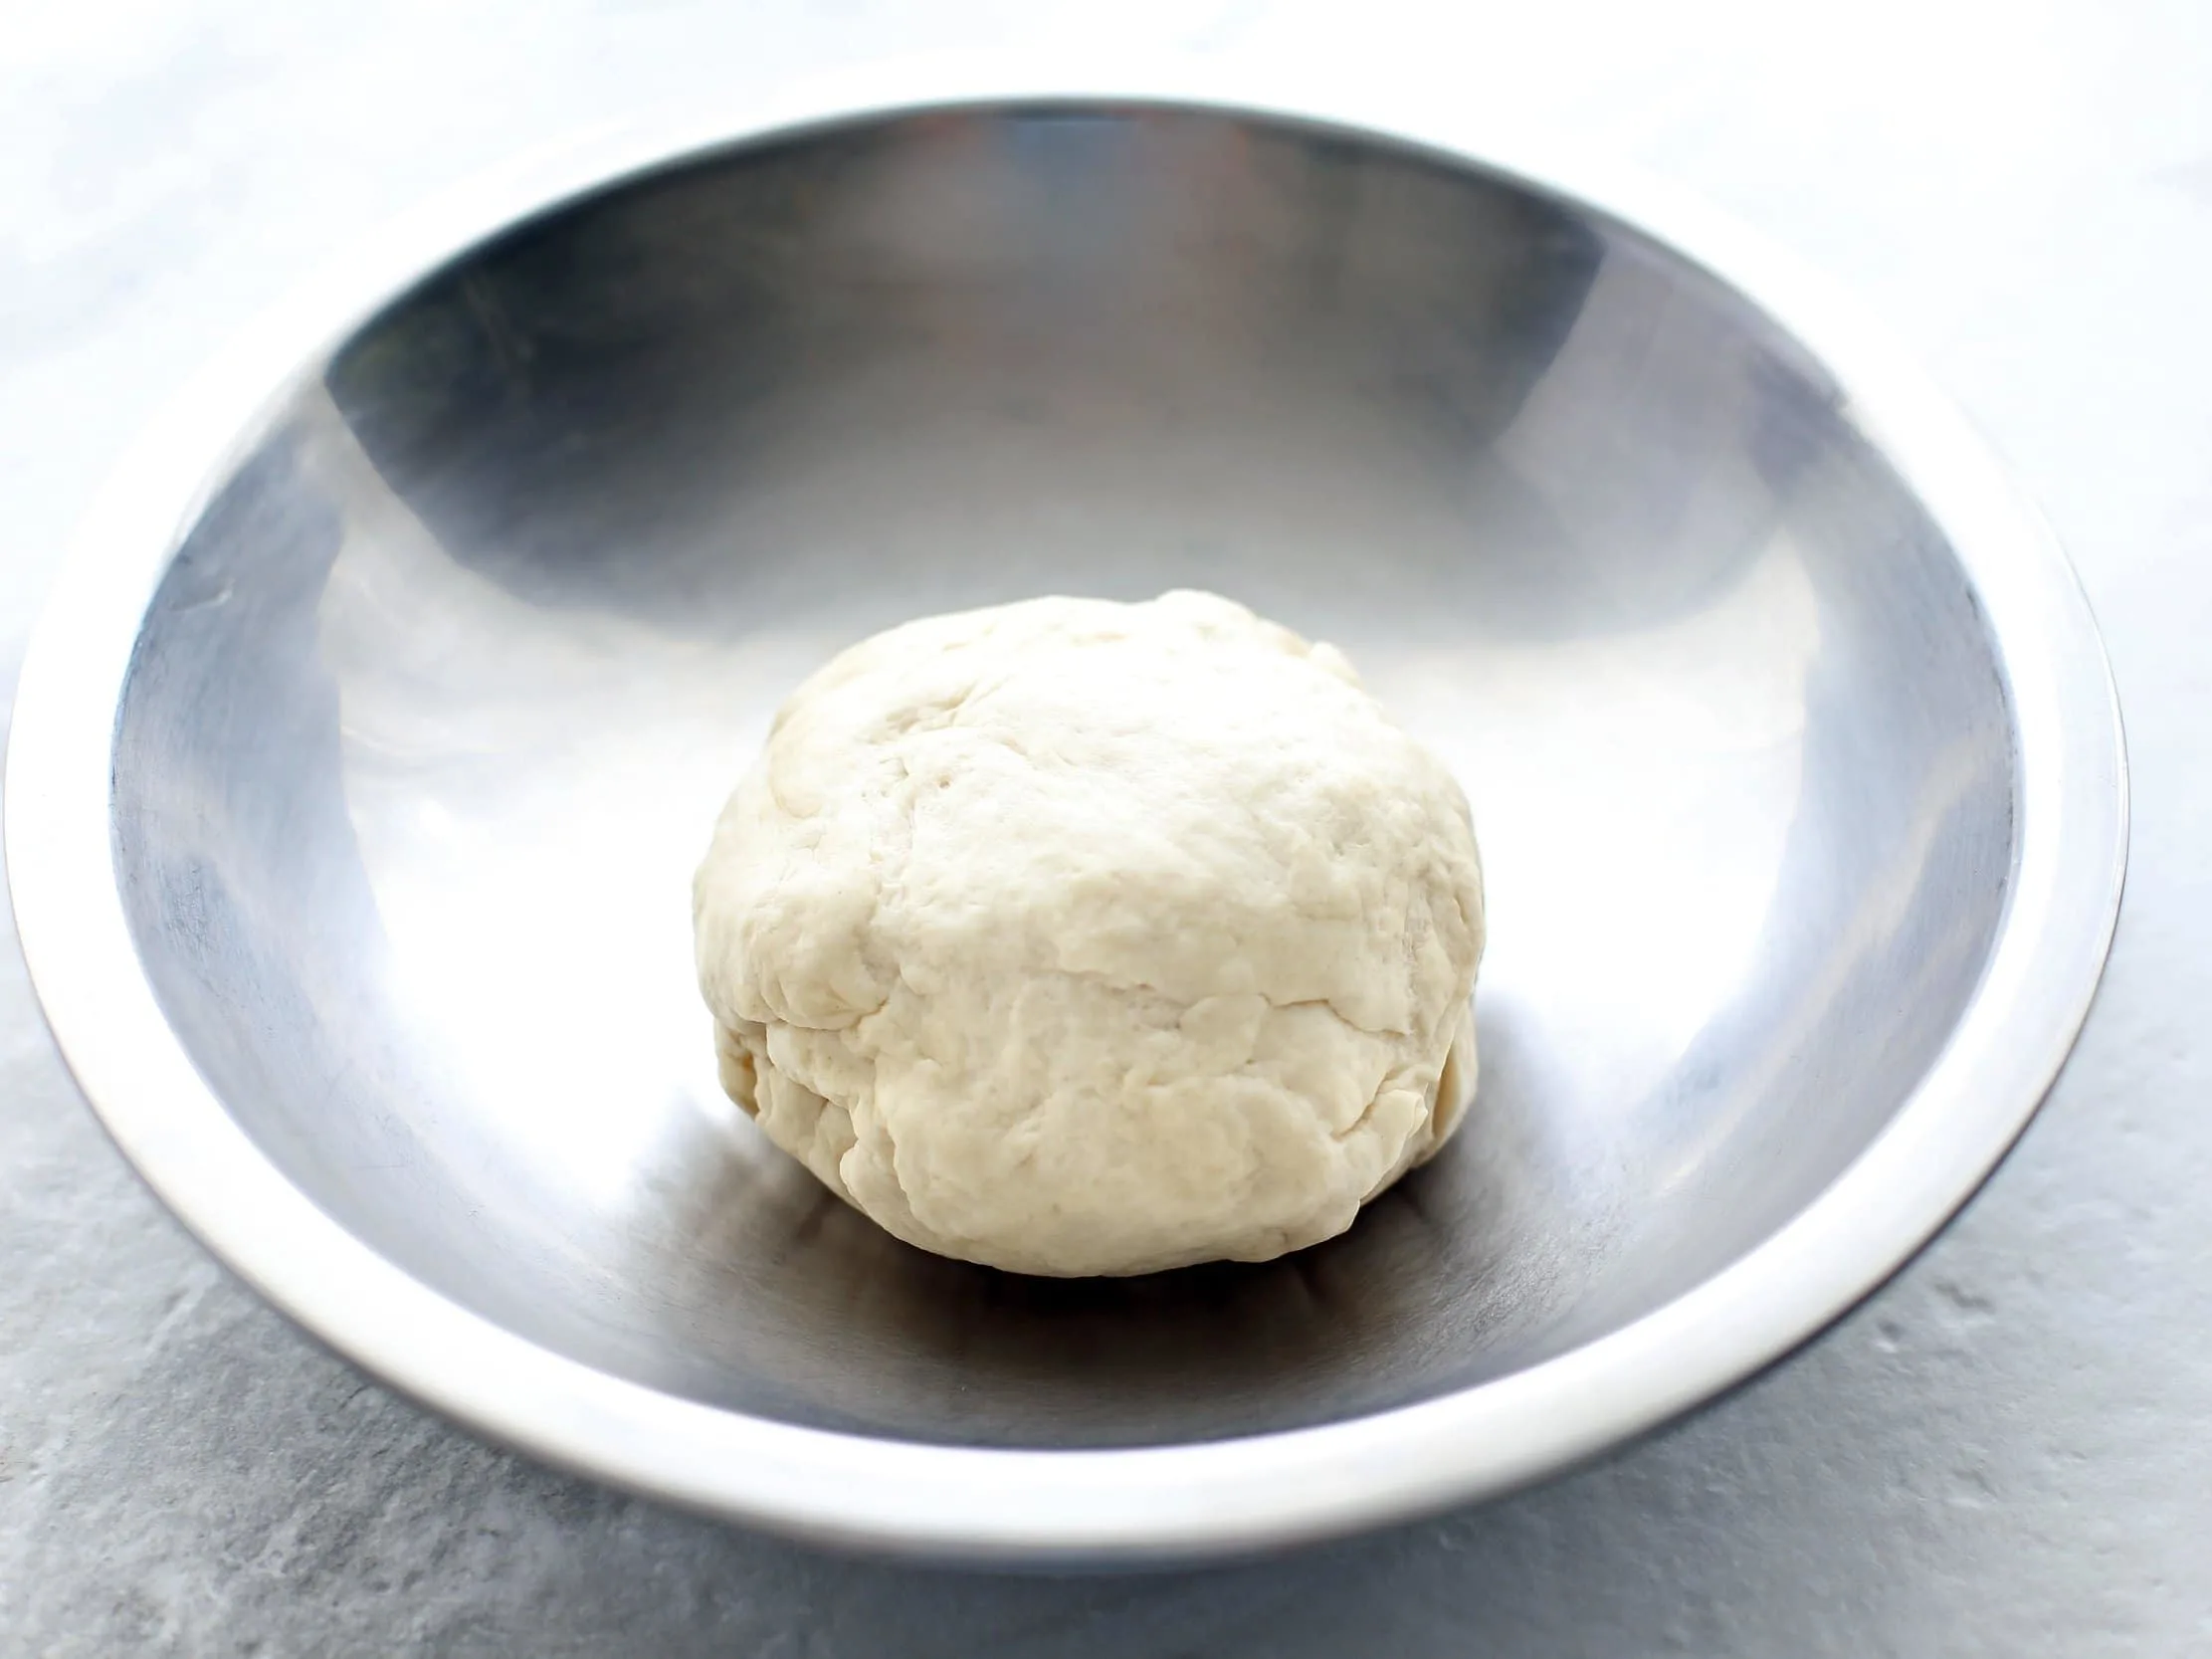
[693, 591, 1485, 1277]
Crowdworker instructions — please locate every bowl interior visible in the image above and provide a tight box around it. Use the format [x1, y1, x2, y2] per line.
[110, 105, 2013, 1448]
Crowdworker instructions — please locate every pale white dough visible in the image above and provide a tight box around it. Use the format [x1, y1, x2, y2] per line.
[693, 590, 1485, 1276]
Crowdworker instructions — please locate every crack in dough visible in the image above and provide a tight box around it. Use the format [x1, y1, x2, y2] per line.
[694, 591, 1485, 1276]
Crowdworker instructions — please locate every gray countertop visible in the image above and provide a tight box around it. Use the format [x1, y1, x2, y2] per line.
[4, 3, 2209, 1653]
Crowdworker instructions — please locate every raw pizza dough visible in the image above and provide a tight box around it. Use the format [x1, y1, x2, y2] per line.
[693, 591, 1485, 1277]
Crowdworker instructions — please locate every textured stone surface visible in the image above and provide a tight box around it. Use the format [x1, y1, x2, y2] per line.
[4, 1, 2211, 1653]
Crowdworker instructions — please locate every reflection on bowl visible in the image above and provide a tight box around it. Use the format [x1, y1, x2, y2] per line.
[7, 81, 2124, 1561]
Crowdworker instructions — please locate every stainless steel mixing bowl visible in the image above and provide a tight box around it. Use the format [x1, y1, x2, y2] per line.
[6, 70, 2126, 1562]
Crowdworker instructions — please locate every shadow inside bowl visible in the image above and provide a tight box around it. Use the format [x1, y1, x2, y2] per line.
[596, 994, 1611, 1446]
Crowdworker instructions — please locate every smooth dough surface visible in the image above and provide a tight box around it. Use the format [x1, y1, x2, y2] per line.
[693, 591, 1485, 1277]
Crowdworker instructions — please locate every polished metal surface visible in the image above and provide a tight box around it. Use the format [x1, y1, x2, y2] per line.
[5, 78, 2125, 1561]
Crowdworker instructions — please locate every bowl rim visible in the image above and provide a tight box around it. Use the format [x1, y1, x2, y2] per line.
[4, 56, 2129, 1563]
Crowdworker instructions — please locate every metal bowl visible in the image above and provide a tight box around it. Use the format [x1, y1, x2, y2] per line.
[6, 69, 2126, 1563]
